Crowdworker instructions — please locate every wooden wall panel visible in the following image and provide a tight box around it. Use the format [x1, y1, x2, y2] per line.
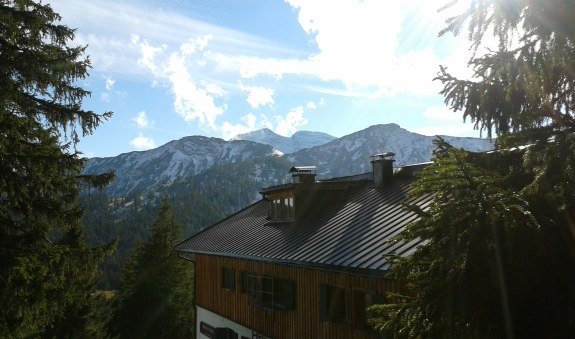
[194, 254, 401, 338]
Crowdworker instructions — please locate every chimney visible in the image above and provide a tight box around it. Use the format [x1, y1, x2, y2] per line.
[370, 152, 395, 187]
[289, 166, 317, 183]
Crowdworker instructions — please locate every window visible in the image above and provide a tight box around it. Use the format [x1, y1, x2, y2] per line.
[247, 274, 258, 299]
[215, 327, 238, 339]
[269, 197, 295, 221]
[320, 284, 346, 322]
[246, 274, 296, 310]
[221, 267, 235, 291]
[261, 276, 273, 306]
[352, 290, 385, 329]
[274, 278, 296, 310]
[240, 271, 250, 294]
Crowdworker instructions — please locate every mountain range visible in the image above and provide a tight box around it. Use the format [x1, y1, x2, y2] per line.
[84, 136, 280, 198]
[232, 128, 336, 154]
[82, 123, 495, 289]
[86, 123, 494, 199]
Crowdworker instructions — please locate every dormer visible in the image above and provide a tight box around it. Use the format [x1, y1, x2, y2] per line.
[265, 188, 295, 222]
[261, 164, 372, 223]
[260, 166, 318, 223]
[260, 152, 405, 223]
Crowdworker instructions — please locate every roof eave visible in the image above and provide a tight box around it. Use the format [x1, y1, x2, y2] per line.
[173, 249, 390, 278]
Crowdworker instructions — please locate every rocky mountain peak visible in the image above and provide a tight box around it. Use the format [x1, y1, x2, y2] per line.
[232, 128, 336, 153]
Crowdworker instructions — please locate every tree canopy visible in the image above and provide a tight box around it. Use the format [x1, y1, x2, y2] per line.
[111, 199, 195, 339]
[372, 1, 575, 337]
[0, 0, 112, 336]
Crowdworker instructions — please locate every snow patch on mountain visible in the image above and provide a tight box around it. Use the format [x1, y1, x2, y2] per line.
[232, 128, 336, 153]
[85, 124, 495, 199]
[287, 124, 494, 178]
[84, 136, 280, 197]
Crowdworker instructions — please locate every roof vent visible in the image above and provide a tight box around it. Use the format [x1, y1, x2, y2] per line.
[370, 152, 395, 188]
[289, 166, 317, 183]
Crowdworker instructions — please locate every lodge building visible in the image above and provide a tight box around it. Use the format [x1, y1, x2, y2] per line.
[174, 153, 431, 338]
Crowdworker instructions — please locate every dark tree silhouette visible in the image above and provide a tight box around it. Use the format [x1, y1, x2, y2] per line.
[112, 199, 195, 339]
[372, 1, 575, 337]
[0, 0, 113, 336]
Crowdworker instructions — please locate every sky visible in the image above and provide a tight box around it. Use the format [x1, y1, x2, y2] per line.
[47, 0, 483, 158]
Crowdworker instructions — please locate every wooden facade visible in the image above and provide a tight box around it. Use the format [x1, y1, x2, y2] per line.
[195, 254, 401, 338]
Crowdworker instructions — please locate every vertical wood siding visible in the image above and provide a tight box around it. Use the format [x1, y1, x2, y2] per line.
[194, 254, 401, 338]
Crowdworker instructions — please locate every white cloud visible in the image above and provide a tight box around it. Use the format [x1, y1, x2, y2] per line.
[274, 106, 308, 136]
[287, 0, 401, 89]
[133, 111, 153, 128]
[412, 125, 474, 137]
[130, 34, 140, 45]
[105, 77, 115, 91]
[50, 0, 490, 148]
[390, 48, 443, 96]
[101, 76, 116, 102]
[422, 107, 462, 122]
[49, 0, 294, 77]
[221, 113, 258, 140]
[135, 36, 227, 129]
[205, 83, 226, 97]
[240, 85, 275, 109]
[137, 40, 166, 76]
[130, 133, 156, 150]
[50, 0, 480, 108]
[301, 85, 382, 98]
[258, 114, 274, 130]
[199, 1, 452, 97]
[222, 107, 309, 139]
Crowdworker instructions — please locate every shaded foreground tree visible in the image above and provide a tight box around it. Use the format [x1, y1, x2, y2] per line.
[372, 1, 575, 338]
[112, 199, 195, 339]
[0, 0, 113, 337]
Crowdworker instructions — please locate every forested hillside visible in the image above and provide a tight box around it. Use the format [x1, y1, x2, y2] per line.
[82, 155, 293, 288]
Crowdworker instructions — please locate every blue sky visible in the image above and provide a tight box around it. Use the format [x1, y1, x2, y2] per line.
[48, 0, 482, 158]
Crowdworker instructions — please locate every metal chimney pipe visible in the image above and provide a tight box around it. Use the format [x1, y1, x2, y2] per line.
[370, 152, 395, 188]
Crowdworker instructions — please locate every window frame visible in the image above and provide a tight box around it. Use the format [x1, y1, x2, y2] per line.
[221, 266, 236, 292]
[269, 196, 295, 221]
[320, 284, 347, 323]
[352, 289, 386, 330]
[239, 270, 251, 294]
[246, 274, 296, 311]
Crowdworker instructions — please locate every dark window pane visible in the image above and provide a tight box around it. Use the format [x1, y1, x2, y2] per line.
[261, 276, 273, 306]
[269, 197, 295, 221]
[353, 290, 367, 328]
[353, 291, 386, 329]
[281, 279, 295, 310]
[247, 275, 257, 299]
[320, 284, 346, 322]
[221, 267, 235, 291]
[240, 271, 247, 293]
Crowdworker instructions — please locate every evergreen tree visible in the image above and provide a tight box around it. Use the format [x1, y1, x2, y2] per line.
[0, 0, 113, 336]
[372, 1, 575, 337]
[41, 226, 115, 339]
[112, 199, 195, 339]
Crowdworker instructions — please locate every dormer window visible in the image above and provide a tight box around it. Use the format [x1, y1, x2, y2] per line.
[260, 165, 316, 222]
[270, 196, 295, 221]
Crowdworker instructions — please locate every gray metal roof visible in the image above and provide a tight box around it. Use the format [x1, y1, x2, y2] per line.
[175, 174, 432, 274]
